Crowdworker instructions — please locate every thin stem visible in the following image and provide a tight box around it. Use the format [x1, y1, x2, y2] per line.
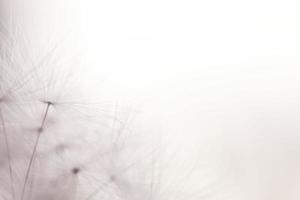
[20, 102, 51, 200]
[0, 107, 16, 200]
[40, 102, 51, 129]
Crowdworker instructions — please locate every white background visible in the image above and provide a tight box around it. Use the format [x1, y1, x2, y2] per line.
[7, 0, 300, 199]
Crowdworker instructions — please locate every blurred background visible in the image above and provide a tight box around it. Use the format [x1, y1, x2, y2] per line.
[2, 0, 300, 199]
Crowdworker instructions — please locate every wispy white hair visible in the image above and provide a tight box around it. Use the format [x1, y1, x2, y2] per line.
[2, 0, 300, 200]
[0, 1, 211, 200]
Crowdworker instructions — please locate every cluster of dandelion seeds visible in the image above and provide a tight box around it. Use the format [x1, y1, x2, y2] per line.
[0, 1, 226, 199]
[0, 15, 169, 200]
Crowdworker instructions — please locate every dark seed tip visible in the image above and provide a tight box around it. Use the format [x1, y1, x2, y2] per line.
[37, 127, 44, 133]
[72, 167, 80, 175]
[41, 100, 55, 106]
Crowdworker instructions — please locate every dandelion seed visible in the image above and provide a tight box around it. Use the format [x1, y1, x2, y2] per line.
[20, 102, 52, 200]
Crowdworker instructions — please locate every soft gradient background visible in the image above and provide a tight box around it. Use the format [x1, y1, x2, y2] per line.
[2, 0, 300, 199]
[80, 1, 300, 199]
